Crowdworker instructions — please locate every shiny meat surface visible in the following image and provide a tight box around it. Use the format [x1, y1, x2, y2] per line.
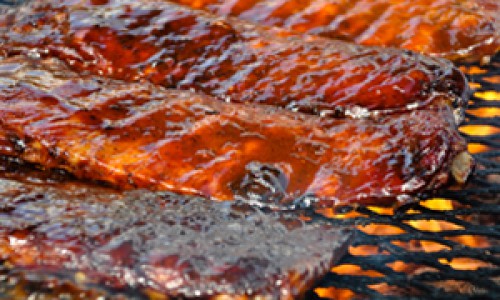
[0, 166, 352, 299]
[175, 0, 499, 61]
[0, 56, 470, 208]
[0, 0, 468, 118]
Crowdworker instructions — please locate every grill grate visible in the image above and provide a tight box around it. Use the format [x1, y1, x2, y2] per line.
[306, 53, 500, 300]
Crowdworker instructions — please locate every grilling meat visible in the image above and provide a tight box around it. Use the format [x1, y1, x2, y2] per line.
[0, 163, 352, 299]
[0, 0, 468, 118]
[174, 0, 499, 61]
[0, 56, 471, 208]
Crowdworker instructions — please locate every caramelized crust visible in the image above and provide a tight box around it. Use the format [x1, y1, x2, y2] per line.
[0, 168, 352, 299]
[175, 0, 499, 61]
[0, 57, 469, 208]
[0, 0, 467, 117]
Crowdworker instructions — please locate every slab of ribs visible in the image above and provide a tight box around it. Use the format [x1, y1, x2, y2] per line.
[0, 0, 489, 298]
[0, 162, 352, 299]
[0, 0, 469, 117]
[173, 0, 499, 61]
[0, 55, 470, 208]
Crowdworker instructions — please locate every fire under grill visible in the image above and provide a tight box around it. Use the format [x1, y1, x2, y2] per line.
[0, 0, 498, 297]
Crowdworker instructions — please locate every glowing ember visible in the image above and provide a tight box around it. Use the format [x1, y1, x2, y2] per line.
[391, 240, 451, 252]
[331, 265, 384, 277]
[448, 235, 491, 248]
[473, 91, 500, 101]
[358, 224, 406, 235]
[459, 66, 487, 75]
[467, 143, 490, 154]
[366, 206, 394, 215]
[349, 245, 383, 256]
[316, 287, 355, 299]
[438, 257, 492, 271]
[460, 125, 499, 137]
[467, 107, 500, 118]
[419, 198, 454, 210]
[406, 218, 464, 232]
[483, 75, 500, 84]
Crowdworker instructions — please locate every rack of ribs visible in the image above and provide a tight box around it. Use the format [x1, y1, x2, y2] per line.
[0, 56, 472, 208]
[0, 0, 468, 118]
[173, 0, 499, 61]
[0, 163, 352, 299]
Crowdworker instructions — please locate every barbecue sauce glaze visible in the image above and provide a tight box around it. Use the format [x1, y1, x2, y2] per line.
[174, 0, 499, 61]
[0, 163, 351, 299]
[0, 0, 468, 118]
[0, 56, 469, 208]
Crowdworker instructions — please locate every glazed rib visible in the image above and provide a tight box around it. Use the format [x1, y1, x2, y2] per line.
[0, 56, 471, 208]
[0, 165, 352, 299]
[0, 0, 467, 118]
[174, 0, 499, 61]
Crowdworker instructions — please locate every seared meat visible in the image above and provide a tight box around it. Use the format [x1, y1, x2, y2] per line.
[0, 0, 467, 118]
[174, 0, 499, 61]
[0, 56, 471, 208]
[0, 164, 352, 299]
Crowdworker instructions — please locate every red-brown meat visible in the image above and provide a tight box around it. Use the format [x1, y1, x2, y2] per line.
[0, 56, 471, 208]
[174, 0, 499, 61]
[0, 0, 467, 118]
[0, 163, 352, 299]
